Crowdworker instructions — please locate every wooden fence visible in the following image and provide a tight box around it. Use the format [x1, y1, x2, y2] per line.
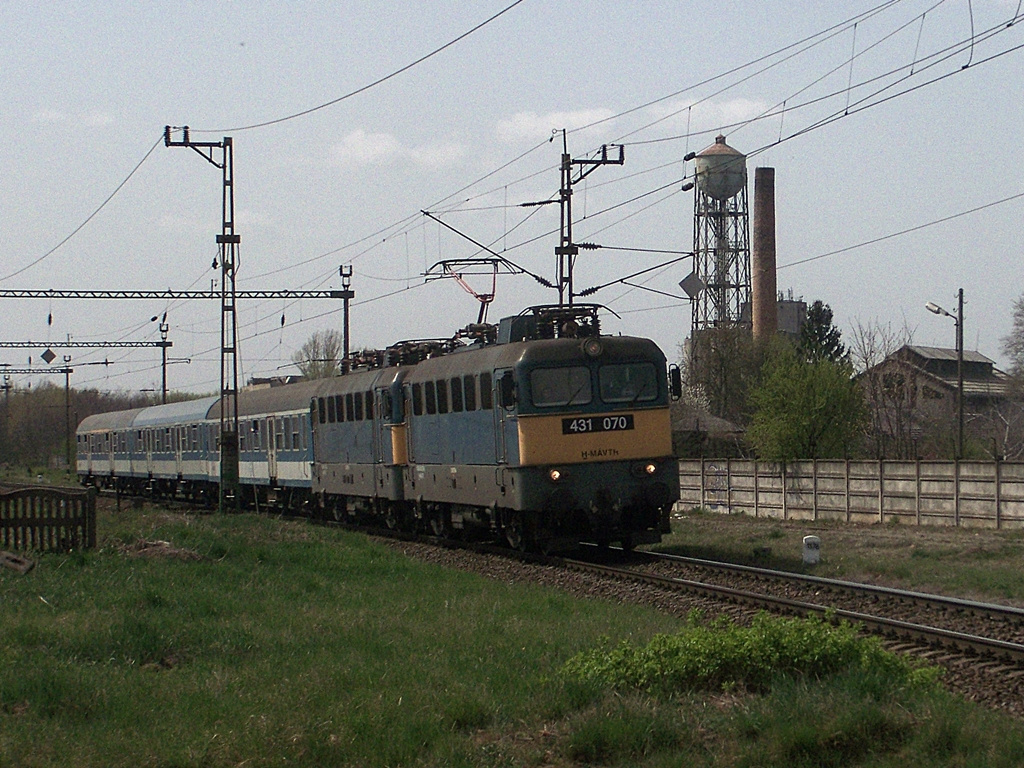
[678, 459, 1024, 529]
[0, 485, 97, 551]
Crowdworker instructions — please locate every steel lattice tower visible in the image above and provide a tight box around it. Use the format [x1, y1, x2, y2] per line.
[690, 135, 750, 332]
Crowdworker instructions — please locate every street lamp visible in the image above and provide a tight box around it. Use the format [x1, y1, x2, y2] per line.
[926, 288, 964, 459]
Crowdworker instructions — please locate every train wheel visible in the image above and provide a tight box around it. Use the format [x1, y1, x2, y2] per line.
[429, 511, 449, 537]
[503, 510, 528, 551]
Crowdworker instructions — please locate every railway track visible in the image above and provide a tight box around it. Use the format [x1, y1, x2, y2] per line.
[567, 550, 1024, 664]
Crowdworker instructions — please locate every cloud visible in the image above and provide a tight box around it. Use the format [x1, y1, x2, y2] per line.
[329, 130, 466, 169]
[32, 109, 67, 124]
[645, 97, 774, 141]
[31, 109, 113, 127]
[82, 112, 114, 127]
[495, 109, 617, 144]
[330, 129, 403, 165]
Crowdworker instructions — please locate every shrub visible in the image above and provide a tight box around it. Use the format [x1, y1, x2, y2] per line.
[561, 612, 940, 696]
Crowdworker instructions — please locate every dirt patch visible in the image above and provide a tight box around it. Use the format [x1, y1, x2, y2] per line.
[122, 538, 204, 561]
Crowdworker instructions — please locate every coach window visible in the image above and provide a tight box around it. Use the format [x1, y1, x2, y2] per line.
[425, 381, 437, 415]
[291, 419, 300, 450]
[479, 372, 493, 410]
[531, 366, 592, 407]
[412, 383, 423, 416]
[463, 375, 476, 411]
[599, 362, 658, 403]
[354, 392, 363, 421]
[450, 377, 464, 412]
[335, 394, 345, 422]
[275, 419, 284, 450]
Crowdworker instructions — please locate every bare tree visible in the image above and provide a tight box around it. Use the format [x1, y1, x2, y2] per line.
[1002, 294, 1024, 377]
[292, 329, 344, 379]
[684, 326, 766, 425]
[849, 319, 917, 458]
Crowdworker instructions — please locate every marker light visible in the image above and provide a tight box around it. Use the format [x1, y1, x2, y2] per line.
[582, 338, 603, 358]
[644, 463, 657, 475]
[549, 469, 563, 482]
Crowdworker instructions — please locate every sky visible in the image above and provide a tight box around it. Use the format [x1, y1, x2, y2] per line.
[2, 0, 1023, 396]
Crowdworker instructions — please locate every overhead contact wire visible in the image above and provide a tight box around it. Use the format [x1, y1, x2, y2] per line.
[193, 0, 528, 134]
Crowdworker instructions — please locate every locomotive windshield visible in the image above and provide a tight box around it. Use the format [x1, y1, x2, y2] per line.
[599, 362, 658, 403]
[530, 366, 592, 407]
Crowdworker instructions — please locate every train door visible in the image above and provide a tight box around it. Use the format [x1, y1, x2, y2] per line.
[309, 400, 319, 487]
[403, 383, 416, 463]
[492, 369, 509, 464]
[175, 426, 183, 478]
[370, 387, 386, 495]
[106, 432, 114, 475]
[266, 416, 278, 483]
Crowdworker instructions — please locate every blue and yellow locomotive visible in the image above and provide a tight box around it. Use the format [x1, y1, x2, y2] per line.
[78, 305, 680, 551]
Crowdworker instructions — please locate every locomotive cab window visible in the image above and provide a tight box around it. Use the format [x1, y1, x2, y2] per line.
[599, 362, 659, 403]
[530, 366, 592, 407]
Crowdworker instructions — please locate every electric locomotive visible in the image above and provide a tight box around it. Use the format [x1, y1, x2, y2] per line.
[78, 305, 680, 551]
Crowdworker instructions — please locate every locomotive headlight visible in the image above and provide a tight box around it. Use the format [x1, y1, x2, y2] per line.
[582, 338, 603, 358]
[632, 461, 659, 477]
[549, 468, 563, 482]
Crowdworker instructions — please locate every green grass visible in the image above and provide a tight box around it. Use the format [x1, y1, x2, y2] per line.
[2, 503, 1024, 766]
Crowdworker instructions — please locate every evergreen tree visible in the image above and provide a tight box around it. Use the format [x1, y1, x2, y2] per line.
[799, 300, 847, 363]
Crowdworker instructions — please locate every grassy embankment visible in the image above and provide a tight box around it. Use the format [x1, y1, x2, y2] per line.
[1, 496, 1024, 766]
[663, 509, 1024, 604]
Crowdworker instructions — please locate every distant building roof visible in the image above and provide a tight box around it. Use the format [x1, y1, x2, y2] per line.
[670, 401, 744, 437]
[903, 345, 994, 366]
[879, 345, 1013, 401]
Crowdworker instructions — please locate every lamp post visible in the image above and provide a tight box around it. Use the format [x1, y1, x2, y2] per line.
[926, 288, 964, 459]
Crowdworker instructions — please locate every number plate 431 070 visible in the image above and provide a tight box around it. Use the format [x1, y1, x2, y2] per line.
[561, 414, 635, 434]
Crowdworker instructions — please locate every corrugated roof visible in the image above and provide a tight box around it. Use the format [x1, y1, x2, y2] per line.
[905, 345, 994, 365]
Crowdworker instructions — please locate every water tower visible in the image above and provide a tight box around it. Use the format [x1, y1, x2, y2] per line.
[690, 135, 750, 332]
